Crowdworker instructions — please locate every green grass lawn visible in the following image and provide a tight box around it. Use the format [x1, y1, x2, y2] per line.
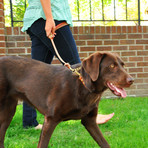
[4, 97, 148, 148]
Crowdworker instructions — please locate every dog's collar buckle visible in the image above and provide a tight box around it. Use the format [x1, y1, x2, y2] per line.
[64, 63, 86, 87]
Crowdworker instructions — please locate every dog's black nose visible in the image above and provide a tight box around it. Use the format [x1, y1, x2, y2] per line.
[127, 77, 134, 85]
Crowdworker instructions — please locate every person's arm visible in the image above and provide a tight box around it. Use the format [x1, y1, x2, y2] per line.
[40, 0, 55, 37]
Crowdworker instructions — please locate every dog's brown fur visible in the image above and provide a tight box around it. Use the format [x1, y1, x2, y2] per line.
[0, 52, 133, 148]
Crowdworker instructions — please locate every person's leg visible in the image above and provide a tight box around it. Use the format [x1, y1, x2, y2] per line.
[23, 102, 38, 128]
[23, 29, 54, 128]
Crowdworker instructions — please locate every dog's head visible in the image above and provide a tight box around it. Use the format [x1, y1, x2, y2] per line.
[81, 52, 134, 98]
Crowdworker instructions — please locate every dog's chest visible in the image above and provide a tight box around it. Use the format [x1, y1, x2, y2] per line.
[62, 93, 100, 120]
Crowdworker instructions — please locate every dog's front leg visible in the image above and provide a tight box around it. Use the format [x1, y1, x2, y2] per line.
[37, 116, 59, 148]
[81, 111, 110, 148]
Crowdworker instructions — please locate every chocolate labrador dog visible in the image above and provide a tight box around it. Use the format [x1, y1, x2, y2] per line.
[0, 52, 134, 148]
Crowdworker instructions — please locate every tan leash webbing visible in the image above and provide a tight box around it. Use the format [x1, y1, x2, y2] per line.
[49, 22, 86, 87]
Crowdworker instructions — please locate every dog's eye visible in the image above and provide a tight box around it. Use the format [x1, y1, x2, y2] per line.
[110, 64, 115, 69]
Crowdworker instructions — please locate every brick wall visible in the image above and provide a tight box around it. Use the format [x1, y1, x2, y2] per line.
[0, 0, 6, 56]
[3, 26, 148, 98]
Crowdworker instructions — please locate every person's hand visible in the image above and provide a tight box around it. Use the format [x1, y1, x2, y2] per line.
[45, 18, 56, 39]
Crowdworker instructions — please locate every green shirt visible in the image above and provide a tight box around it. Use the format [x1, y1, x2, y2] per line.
[21, 0, 72, 32]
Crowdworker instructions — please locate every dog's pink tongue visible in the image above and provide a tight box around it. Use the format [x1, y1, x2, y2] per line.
[115, 87, 127, 98]
[107, 82, 127, 98]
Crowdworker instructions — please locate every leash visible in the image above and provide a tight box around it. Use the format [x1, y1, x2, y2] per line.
[49, 22, 85, 87]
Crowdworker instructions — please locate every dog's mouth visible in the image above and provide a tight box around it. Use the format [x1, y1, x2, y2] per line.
[107, 82, 127, 98]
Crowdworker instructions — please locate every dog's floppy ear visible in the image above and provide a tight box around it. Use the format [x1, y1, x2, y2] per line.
[82, 52, 104, 81]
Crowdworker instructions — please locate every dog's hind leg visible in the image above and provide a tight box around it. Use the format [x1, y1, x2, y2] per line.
[0, 97, 18, 148]
[37, 116, 59, 148]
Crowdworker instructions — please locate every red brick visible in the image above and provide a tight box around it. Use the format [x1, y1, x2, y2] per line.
[134, 78, 143, 83]
[13, 27, 20, 35]
[137, 62, 148, 66]
[137, 73, 148, 78]
[117, 26, 122, 33]
[145, 79, 148, 83]
[112, 26, 117, 33]
[137, 84, 148, 89]
[112, 34, 126, 39]
[84, 26, 90, 34]
[138, 26, 142, 33]
[144, 57, 148, 61]
[0, 48, 5, 53]
[132, 26, 137, 33]
[17, 42, 31, 47]
[143, 34, 148, 38]
[112, 51, 121, 56]
[0, 22, 4, 28]
[113, 46, 128, 51]
[122, 57, 128, 62]
[144, 68, 148, 72]
[120, 40, 134, 45]
[79, 35, 94, 40]
[5, 27, 12, 35]
[143, 26, 147, 33]
[79, 52, 87, 58]
[96, 26, 100, 33]
[95, 35, 110, 39]
[0, 29, 4, 35]
[129, 68, 143, 73]
[27, 48, 31, 53]
[73, 35, 78, 40]
[8, 48, 25, 54]
[26, 35, 31, 41]
[97, 46, 112, 51]
[145, 46, 148, 49]
[126, 62, 136, 67]
[122, 26, 127, 33]
[76, 41, 86, 46]
[0, 17, 4, 23]
[127, 26, 132, 33]
[6, 42, 15, 47]
[136, 40, 148, 44]
[121, 51, 136, 56]
[90, 26, 95, 34]
[100, 26, 105, 33]
[0, 10, 4, 16]
[79, 26, 84, 34]
[106, 26, 111, 33]
[0, 42, 5, 47]
[7, 36, 25, 41]
[87, 40, 102, 45]
[104, 40, 119, 45]
[80, 47, 95, 52]
[137, 51, 148, 56]
[129, 46, 143, 50]
[73, 27, 78, 34]
[0, 35, 4, 40]
[129, 57, 143, 61]
[128, 34, 142, 39]
[0, 3, 4, 10]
